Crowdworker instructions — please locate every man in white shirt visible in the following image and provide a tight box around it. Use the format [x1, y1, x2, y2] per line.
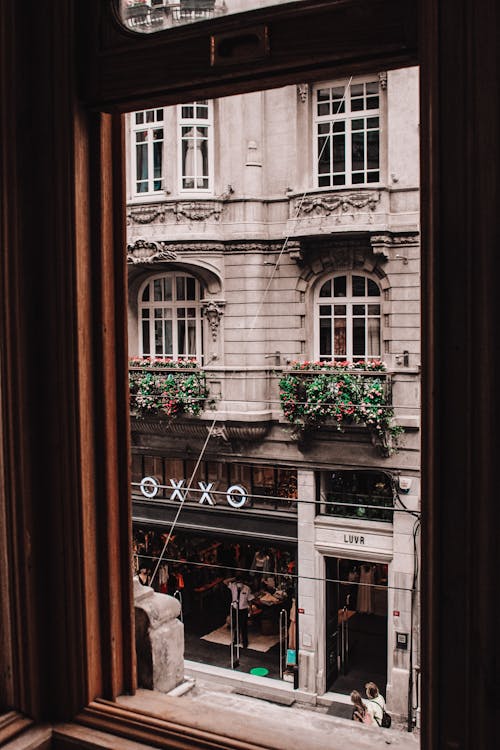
[226, 576, 254, 648]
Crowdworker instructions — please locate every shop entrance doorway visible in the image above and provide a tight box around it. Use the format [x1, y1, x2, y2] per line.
[325, 556, 388, 695]
[134, 526, 297, 682]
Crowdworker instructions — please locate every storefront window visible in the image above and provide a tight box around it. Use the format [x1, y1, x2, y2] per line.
[132, 455, 298, 513]
[319, 470, 394, 522]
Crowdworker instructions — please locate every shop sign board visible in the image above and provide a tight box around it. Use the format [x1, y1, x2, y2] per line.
[139, 475, 248, 508]
[316, 526, 393, 554]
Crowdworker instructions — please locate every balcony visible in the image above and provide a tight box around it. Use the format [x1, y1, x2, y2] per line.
[278, 361, 401, 454]
[129, 358, 415, 455]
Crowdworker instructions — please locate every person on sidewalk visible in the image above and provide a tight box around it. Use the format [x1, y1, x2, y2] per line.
[350, 690, 373, 725]
[365, 681, 387, 727]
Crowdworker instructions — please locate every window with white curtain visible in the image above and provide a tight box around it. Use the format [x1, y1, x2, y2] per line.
[314, 79, 380, 187]
[317, 273, 382, 361]
[131, 108, 165, 194]
[139, 272, 203, 360]
[179, 100, 212, 191]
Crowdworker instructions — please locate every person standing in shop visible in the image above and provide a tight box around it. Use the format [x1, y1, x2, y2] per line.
[226, 575, 254, 649]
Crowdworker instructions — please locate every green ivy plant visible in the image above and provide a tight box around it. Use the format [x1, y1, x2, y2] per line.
[129, 357, 207, 419]
[279, 360, 403, 454]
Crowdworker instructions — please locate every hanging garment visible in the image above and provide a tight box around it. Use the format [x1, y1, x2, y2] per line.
[357, 564, 375, 613]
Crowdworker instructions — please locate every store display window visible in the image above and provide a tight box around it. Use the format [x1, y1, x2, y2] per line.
[132, 454, 298, 513]
[318, 469, 394, 522]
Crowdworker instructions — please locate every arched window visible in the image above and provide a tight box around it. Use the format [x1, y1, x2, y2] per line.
[317, 273, 381, 362]
[139, 272, 203, 360]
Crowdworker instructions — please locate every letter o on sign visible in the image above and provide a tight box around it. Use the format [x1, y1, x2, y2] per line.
[140, 476, 160, 499]
[226, 484, 247, 508]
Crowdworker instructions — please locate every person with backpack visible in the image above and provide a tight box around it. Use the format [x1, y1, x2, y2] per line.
[350, 690, 373, 725]
[365, 681, 392, 728]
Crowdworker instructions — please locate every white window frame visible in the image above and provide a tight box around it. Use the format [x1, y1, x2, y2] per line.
[177, 100, 214, 194]
[313, 77, 381, 189]
[139, 272, 204, 362]
[130, 108, 165, 196]
[315, 272, 382, 362]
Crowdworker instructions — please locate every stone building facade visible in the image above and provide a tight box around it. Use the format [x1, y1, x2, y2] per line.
[126, 67, 420, 719]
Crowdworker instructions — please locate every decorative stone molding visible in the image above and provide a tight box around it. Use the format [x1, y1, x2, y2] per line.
[127, 204, 170, 225]
[378, 71, 388, 90]
[133, 578, 184, 693]
[127, 239, 178, 264]
[202, 299, 225, 341]
[131, 417, 271, 443]
[370, 232, 420, 259]
[287, 240, 303, 262]
[211, 424, 229, 443]
[228, 242, 284, 253]
[297, 84, 309, 102]
[175, 202, 223, 222]
[294, 191, 380, 217]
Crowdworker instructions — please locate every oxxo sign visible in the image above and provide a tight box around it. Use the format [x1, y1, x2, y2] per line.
[139, 476, 248, 509]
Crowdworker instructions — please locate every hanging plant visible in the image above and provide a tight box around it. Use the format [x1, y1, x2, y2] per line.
[279, 360, 403, 454]
[129, 358, 207, 419]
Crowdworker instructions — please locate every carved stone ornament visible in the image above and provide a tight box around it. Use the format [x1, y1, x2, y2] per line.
[370, 232, 420, 260]
[287, 240, 303, 262]
[127, 239, 178, 264]
[175, 202, 223, 222]
[295, 191, 380, 216]
[378, 71, 388, 90]
[127, 204, 169, 225]
[202, 300, 225, 341]
[297, 84, 309, 103]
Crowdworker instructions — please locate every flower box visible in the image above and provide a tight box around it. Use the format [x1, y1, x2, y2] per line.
[129, 357, 207, 419]
[279, 360, 403, 455]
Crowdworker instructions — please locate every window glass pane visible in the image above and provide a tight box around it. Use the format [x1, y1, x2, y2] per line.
[334, 276, 347, 297]
[367, 279, 380, 296]
[154, 279, 163, 301]
[320, 318, 332, 357]
[332, 134, 345, 174]
[142, 284, 150, 302]
[319, 305, 331, 316]
[120, 0, 299, 35]
[176, 276, 186, 300]
[177, 320, 186, 355]
[334, 318, 346, 356]
[154, 320, 163, 353]
[367, 318, 381, 356]
[351, 131, 365, 172]
[164, 320, 173, 355]
[135, 112, 144, 125]
[367, 130, 379, 169]
[352, 276, 366, 296]
[145, 110, 155, 123]
[186, 276, 196, 299]
[142, 321, 150, 354]
[319, 279, 331, 297]
[333, 304, 346, 315]
[164, 276, 172, 301]
[318, 135, 330, 175]
[352, 318, 366, 356]
[368, 304, 380, 315]
[353, 304, 365, 315]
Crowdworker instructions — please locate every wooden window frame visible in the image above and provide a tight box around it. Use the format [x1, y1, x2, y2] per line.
[1, 0, 499, 749]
